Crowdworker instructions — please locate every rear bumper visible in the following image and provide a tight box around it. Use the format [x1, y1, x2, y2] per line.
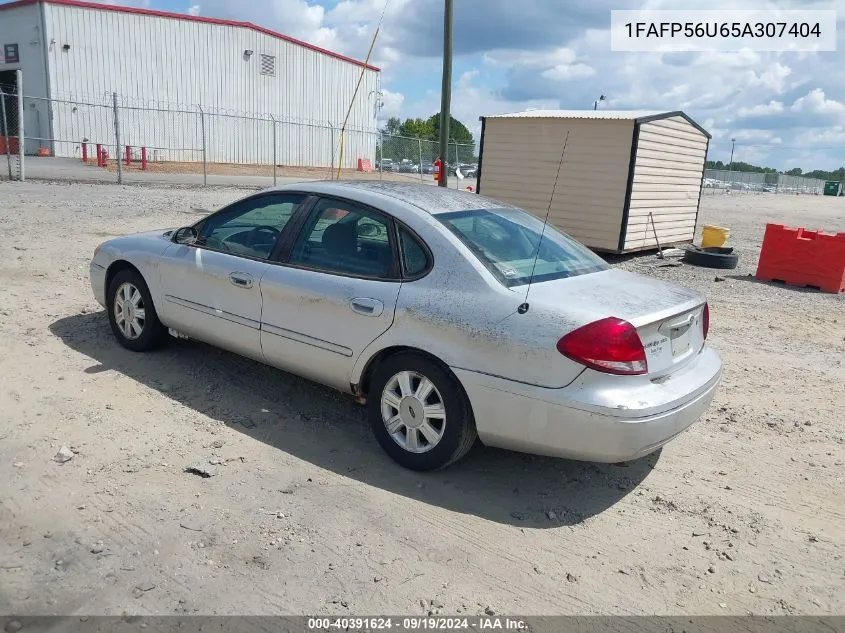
[454, 346, 722, 463]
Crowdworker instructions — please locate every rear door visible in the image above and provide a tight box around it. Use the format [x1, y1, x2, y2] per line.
[259, 197, 402, 392]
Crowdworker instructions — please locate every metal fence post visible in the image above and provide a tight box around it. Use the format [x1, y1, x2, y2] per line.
[330, 124, 336, 178]
[271, 114, 277, 186]
[199, 105, 207, 186]
[1, 90, 12, 180]
[453, 141, 459, 189]
[112, 92, 123, 184]
[16, 70, 24, 181]
[379, 131, 383, 181]
[418, 137, 424, 182]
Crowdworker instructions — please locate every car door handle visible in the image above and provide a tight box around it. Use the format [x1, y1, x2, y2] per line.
[350, 297, 384, 317]
[229, 272, 254, 289]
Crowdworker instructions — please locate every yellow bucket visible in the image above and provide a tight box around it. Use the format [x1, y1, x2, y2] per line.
[701, 225, 730, 248]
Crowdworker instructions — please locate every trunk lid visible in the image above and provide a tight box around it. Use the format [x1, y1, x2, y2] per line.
[524, 268, 707, 377]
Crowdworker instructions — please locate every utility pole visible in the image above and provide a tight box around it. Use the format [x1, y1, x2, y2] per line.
[438, 0, 453, 187]
[593, 94, 606, 110]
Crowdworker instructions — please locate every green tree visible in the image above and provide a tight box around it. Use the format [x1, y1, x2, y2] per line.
[398, 118, 434, 138]
[424, 113, 475, 145]
[383, 116, 402, 136]
[805, 166, 844, 181]
[704, 158, 844, 182]
[379, 112, 478, 164]
[423, 113, 477, 163]
[706, 159, 776, 173]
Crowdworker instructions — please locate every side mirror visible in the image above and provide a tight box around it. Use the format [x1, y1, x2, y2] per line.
[173, 226, 198, 245]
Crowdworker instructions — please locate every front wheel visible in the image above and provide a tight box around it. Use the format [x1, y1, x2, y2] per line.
[106, 269, 168, 352]
[368, 353, 477, 471]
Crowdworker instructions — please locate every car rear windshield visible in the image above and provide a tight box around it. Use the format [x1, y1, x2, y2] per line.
[437, 208, 609, 287]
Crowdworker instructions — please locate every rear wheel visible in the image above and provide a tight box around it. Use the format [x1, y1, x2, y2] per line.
[106, 269, 167, 352]
[368, 353, 477, 471]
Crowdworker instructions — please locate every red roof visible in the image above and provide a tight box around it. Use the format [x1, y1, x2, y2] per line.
[0, 0, 380, 71]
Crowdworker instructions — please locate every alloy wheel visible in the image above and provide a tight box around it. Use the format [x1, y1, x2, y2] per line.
[380, 370, 447, 454]
[113, 282, 146, 340]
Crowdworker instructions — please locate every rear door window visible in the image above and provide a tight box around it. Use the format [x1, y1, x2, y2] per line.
[288, 198, 398, 279]
[399, 227, 430, 277]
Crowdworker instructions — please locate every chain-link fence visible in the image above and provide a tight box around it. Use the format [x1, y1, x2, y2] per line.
[375, 133, 477, 183]
[0, 89, 476, 188]
[0, 80, 22, 181]
[703, 169, 826, 195]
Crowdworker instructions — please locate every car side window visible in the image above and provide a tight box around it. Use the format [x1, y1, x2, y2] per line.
[197, 194, 305, 260]
[289, 198, 396, 279]
[399, 227, 429, 277]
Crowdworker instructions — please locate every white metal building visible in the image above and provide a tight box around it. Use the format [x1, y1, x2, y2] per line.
[476, 110, 711, 253]
[0, 0, 380, 166]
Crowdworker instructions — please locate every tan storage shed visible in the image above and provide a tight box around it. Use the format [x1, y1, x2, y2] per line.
[476, 110, 711, 254]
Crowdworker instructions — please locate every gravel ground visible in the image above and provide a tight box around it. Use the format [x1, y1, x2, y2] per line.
[0, 181, 843, 617]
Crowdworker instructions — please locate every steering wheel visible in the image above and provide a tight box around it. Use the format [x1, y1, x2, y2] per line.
[248, 225, 282, 247]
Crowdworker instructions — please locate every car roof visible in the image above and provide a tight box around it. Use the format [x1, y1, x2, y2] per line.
[271, 180, 512, 215]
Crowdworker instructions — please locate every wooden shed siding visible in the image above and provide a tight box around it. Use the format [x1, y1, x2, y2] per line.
[636, 139, 705, 158]
[624, 116, 706, 250]
[633, 164, 704, 176]
[479, 118, 633, 251]
[638, 126, 708, 146]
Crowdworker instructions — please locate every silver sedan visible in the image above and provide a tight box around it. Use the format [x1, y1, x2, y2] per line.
[89, 181, 722, 470]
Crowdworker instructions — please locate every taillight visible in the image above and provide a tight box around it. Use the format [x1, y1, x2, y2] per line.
[702, 303, 710, 340]
[556, 317, 648, 376]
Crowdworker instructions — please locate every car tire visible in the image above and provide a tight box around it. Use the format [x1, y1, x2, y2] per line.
[368, 352, 477, 471]
[682, 246, 740, 270]
[106, 269, 168, 352]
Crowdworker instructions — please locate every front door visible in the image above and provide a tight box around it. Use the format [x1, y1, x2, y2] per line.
[260, 197, 402, 392]
[157, 192, 307, 361]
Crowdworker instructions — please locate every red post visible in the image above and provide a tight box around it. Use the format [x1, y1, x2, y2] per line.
[101, 147, 108, 168]
[96, 144, 103, 167]
[81, 142, 88, 163]
[141, 146, 148, 171]
[125, 145, 131, 166]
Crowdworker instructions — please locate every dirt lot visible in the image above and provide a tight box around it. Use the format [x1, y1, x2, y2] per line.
[0, 182, 843, 617]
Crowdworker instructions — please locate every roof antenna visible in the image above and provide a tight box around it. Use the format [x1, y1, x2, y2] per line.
[518, 129, 570, 315]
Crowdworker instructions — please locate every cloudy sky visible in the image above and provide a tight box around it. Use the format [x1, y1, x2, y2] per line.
[11, 0, 844, 170]
[187, 0, 845, 171]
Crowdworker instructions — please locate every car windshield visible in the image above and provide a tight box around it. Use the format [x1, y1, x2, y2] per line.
[438, 208, 609, 288]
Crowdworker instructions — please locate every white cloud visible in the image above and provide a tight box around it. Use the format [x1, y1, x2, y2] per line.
[541, 64, 595, 81]
[737, 101, 785, 117]
[187, 4, 201, 16]
[734, 130, 783, 144]
[377, 88, 405, 119]
[456, 70, 479, 90]
[483, 47, 577, 68]
[403, 69, 559, 142]
[791, 89, 845, 116]
[746, 63, 792, 94]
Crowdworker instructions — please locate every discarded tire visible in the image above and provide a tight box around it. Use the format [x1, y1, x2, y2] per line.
[682, 246, 740, 270]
